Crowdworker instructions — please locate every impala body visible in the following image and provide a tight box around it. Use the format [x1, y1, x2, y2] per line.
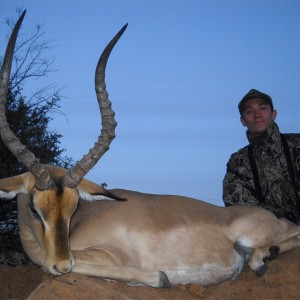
[1, 11, 300, 288]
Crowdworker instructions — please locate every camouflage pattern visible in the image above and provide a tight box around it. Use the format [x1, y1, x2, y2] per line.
[223, 122, 300, 223]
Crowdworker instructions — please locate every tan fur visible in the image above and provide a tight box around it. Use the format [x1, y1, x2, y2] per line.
[1, 169, 300, 287]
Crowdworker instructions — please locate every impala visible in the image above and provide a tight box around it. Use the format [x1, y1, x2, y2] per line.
[1, 11, 300, 288]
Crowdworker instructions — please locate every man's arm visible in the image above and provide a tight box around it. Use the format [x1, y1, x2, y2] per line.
[222, 152, 268, 208]
[222, 164, 262, 207]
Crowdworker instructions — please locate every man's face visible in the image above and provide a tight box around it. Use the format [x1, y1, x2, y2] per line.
[240, 98, 277, 134]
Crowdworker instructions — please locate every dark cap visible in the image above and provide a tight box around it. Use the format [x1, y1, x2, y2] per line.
[238, 89, 273, 115]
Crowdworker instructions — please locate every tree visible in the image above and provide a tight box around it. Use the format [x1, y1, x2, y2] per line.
[0, 12, 72, 265]
[0, 88, 72, 177]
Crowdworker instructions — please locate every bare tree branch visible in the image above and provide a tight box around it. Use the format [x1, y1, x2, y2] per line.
[2, 11, 58, 107]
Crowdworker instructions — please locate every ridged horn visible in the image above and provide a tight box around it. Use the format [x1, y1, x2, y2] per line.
[62, 23, 128, 188]
[0, 10, 54, 190]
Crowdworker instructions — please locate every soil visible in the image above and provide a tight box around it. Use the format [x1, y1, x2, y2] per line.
[1, 248, 300, 299]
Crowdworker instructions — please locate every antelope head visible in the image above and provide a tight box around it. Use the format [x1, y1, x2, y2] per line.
[0, 11, 127, 275]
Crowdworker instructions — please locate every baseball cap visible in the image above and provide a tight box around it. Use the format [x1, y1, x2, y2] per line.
[238, 89, 273, 115]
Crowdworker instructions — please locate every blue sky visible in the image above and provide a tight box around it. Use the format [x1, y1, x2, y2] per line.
[1, 0, 300, 206]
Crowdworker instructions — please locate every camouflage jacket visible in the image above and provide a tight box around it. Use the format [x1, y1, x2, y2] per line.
[223, 122, 300, 223]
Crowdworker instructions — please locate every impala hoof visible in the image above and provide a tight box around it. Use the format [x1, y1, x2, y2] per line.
[262, 245, 280, 263]
[256, 264, 268, 277]
[269, 245, 280, 260]
[159, 271, 171, 288]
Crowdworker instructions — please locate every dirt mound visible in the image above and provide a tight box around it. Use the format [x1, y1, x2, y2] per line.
[0, 264, 47, 299]
[1, 248, 300, 299]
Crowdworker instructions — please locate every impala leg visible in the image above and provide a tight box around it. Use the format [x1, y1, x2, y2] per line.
[73, 263, 170, 288]
[248, 222, 300, 277]
[72, 248, 171, 288]
[273, 235, 300, 253]
[248, 245, 280, 277]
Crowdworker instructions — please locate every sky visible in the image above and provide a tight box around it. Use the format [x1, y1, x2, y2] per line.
[1, 0, 300, 206]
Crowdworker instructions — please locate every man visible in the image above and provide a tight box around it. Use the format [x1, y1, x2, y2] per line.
[223, 89, 300, 223]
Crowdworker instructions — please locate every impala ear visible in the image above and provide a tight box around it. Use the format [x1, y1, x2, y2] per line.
[0, 174, 29, 199]
[0, 189, 23, 199]
[77, 178, 126, 202]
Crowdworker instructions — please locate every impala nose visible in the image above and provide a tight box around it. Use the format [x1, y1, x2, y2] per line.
[53, 258, 74, 275]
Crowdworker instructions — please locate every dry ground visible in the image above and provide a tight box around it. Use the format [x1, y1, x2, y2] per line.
[1, 248, 300, 299]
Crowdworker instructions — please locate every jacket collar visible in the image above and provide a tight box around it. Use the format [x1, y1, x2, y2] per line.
[247, 121, 281, 148]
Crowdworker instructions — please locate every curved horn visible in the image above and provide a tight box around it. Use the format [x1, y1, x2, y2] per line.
[0, 10, 54, 190]
[62, 24, 128, 188]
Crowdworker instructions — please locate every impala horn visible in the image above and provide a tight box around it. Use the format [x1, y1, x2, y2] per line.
[0, 10, 54, 190]
[62, 23, 128, 187]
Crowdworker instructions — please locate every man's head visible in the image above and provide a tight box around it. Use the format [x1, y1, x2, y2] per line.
[239, 89, 277, 134]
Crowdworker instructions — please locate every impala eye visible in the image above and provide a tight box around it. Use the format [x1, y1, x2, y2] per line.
[29, 205, 42, 221]
[30, 206, 37, 215]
